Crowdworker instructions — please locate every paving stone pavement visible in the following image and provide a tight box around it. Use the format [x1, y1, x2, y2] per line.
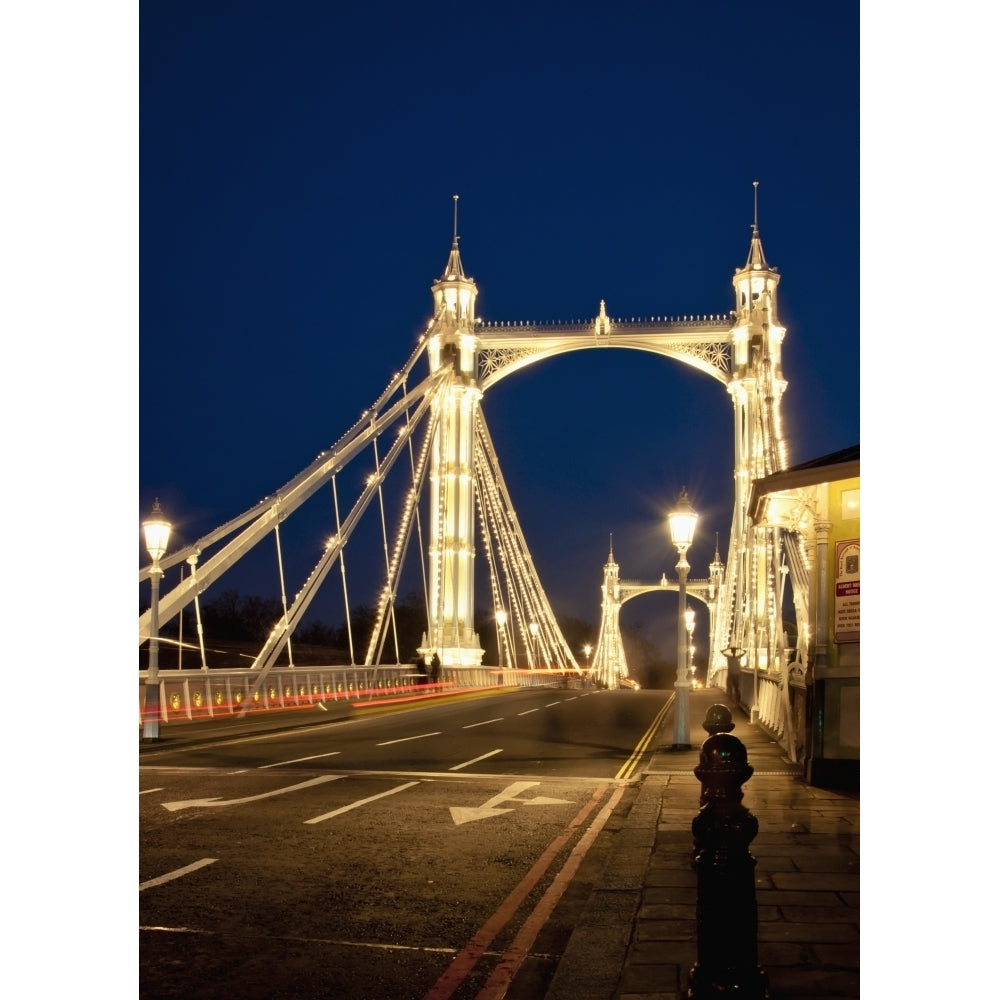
[544, 686, 859, 1000]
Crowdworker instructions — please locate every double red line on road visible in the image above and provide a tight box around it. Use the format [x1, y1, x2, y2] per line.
[423, 781, 625, 1000]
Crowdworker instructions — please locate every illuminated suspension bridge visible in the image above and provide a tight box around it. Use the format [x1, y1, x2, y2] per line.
[140, 192, 811, 742]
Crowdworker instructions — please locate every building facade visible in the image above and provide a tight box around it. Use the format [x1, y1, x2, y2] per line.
[748, 445, 860, 789]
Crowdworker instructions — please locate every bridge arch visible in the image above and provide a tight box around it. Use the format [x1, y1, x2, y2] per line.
[477, 322, 733, 392]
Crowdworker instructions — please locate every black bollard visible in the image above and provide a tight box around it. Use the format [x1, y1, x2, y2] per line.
[687, 707, 769, 999]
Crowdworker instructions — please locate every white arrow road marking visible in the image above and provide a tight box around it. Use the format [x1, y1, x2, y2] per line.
[305, 781, 420, 824]
[140, 858, 217, 892]
[161, 775, 341, 812]
[449, 781, 572, 826]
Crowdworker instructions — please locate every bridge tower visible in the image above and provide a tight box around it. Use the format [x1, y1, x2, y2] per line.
[590, 538, 629, 688]
[423, 199, 486, 666]
[723, 182, 791, 690]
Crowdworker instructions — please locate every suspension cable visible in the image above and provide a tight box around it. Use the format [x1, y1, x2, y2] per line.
[274, 522, 294, 668]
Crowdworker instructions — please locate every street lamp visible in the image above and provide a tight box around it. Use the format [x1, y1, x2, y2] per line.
[142, 499, 172, 741]
[529, 621, 540, 667]
[668, 487, 698, 749]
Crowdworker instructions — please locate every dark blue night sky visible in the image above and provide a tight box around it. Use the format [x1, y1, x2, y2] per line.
[138, 1, 859, 639]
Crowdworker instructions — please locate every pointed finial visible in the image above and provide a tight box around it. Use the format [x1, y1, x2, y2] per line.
[752, 180, 759, 234]
[453, 194, 459, 242]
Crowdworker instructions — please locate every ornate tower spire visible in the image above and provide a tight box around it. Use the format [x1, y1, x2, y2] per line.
[441, 193, 466, 280]
[744, 180, 769, 270]
[429, 193, 478, 375]
[709, 532, 724, 600]
[730, 180, 786, 390]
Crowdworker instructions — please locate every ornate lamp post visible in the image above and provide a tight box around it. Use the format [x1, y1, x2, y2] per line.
[529, 621, 540, 667]
[583, 643, 592, 676]
[142, 499, 172, 741]
[668, 488, 698, 749]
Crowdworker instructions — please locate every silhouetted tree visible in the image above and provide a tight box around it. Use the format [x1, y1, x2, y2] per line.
[297, 619, 339, 647]
[242, 595, 285, 641]
[201, 589, 283, 642]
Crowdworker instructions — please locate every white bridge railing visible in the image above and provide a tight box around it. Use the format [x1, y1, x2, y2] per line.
[138, 665, 575, 725]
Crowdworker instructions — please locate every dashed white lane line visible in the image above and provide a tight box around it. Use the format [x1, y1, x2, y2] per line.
[304, 781, 420, 824]
[462, 718, 503, 729]
[450, 749, 503, 771]
[377, 732, 442, 746]
[229, 751, 342, 773]
[140, 858, 217, 892]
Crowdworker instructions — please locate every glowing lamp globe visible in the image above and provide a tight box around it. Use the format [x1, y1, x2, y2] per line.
[668, 488, 698, 552]
[143, 499, 172, 563]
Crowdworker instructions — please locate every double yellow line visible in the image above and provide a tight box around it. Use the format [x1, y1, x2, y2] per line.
[614, 693, 675, 780]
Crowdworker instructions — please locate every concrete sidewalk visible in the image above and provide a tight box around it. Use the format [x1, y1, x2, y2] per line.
[544, 686, 860, 1000]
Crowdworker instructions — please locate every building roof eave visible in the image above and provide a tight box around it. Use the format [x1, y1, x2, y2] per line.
[748, 446, 860, 525]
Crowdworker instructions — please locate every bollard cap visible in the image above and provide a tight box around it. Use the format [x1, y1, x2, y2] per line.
[703, 703, 735, 735]
[694, 732, 754, 790]
[699, 732, 748, 766]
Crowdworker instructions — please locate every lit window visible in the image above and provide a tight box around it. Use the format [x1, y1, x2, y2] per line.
[841, 488, 860, 520]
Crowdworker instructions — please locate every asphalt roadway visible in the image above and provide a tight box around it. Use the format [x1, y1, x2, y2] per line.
[140, 684, 860, 999]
